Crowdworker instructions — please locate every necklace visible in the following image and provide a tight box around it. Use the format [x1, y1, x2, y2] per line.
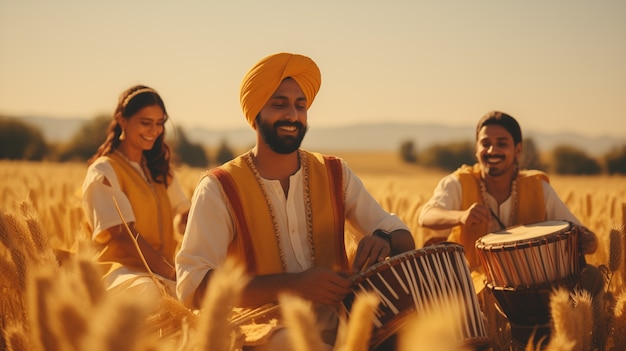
[113, 149, 152, 184]
[479, 177, 518, 230]
[244, 150, 316, 271]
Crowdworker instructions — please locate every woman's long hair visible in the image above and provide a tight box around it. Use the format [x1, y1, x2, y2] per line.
[88, 85, 172, 186]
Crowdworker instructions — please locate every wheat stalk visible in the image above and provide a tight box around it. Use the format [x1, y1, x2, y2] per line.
[542, 332, 576, 351]
[570, 290, 593, 351]
[0, 213, 30, 293]
[27, 268, 60, 351]
[609, 227, 623, 273]
[84, 291, 152, 351]
[398, 294, 474, 351]
[549, 288, 577, 349]
[3, 323, 30, 351]
[18, 202, 53, 258]
[334, 291, 379, 351]
[0, 253, 20, 292]
[73, 245, 106, 306]
[279, 293, 328, 351]
[193, 258, 248, 351]
[144, 294, 198, 340]
[609, 196, 617, 219]
[612, 290, 626, 351]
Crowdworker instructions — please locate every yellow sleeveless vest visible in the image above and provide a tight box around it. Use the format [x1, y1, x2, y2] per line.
[96, 153, 175, 277]
[209, 151, 348, 275]
[447, 163, 548, 269]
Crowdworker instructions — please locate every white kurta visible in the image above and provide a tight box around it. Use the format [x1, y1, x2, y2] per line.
[418, 173, 580, 238]
[176, 159, 410, 307]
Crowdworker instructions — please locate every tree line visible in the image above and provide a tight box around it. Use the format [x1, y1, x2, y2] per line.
[399, 138, 626, 175]
[0, 115, 235, 168]
[2, 115, 625, 175]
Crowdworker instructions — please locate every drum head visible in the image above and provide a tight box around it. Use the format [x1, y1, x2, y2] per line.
[477, 220, 571, 248]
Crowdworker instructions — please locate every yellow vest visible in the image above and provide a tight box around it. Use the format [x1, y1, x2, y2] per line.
[95, 153, 175, 277]
[447, 163, 548, 269]
[209, 150, 348, 275]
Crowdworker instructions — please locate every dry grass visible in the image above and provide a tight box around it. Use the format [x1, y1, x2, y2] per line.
[1, 153, 625, 351]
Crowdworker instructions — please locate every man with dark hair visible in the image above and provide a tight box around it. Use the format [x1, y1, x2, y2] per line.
[419, 110, 597, 268]
[418, 110, 600, 349]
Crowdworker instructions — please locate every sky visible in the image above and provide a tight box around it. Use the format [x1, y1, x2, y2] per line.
[1, 0, 625, 139]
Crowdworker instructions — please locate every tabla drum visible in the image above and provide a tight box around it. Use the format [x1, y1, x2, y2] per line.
[475, 220, 584, 349]
[341, 242, 489, 350]
[475, 220, 582, 288]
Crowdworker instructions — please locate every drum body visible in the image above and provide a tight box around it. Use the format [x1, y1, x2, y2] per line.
[341, 243, 489, 350]
[475, 220, 583, 349]
[476, 220, 581, 288]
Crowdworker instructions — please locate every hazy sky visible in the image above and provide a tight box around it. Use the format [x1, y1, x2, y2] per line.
[1, 0, 625, 138]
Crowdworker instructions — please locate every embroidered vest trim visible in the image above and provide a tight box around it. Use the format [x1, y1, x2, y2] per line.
[209, 150, 348, 274]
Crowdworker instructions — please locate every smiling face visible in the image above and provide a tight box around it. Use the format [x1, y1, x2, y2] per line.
[476, 124, 522, 178]
[255, 77, 309, 154]
[118, 104, 166, 161]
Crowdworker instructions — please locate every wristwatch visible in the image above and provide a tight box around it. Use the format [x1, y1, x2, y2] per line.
[373, 229, 392, 247]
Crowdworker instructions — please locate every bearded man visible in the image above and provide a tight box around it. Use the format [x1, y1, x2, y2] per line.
[176, 52, 415, 350]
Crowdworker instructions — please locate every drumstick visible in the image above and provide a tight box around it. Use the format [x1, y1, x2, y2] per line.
[488, 207, 506, 230]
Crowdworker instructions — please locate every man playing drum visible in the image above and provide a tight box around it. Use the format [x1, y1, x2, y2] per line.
[176, 52, 415, 350]
[419, 110, 597, 270]
[418, 110, 600, 348]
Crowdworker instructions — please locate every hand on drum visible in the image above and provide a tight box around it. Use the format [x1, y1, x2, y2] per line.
[579, 225, 598, 254]
[352, 235, 391, 273]
[294, 267, 353, 306]
[460, 203, 491, 226]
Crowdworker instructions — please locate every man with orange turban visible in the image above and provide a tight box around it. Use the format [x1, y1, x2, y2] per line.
[176, 52, 415, 350]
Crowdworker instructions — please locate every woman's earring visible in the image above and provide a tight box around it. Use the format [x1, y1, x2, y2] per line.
[119, 129, 126, 141]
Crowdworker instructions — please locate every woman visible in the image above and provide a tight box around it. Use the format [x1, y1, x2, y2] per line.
[82, 85, 190, 299]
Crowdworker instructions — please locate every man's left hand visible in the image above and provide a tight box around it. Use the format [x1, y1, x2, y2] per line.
[579, 226, 598, 254]
[352, 235, 391, 273]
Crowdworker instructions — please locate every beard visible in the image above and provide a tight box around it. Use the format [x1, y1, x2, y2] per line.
[257, 117, 308, 154]
[480, 155, 517, 177]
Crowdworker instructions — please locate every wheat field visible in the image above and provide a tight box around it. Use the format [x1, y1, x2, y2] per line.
[1, 153, 626, 351]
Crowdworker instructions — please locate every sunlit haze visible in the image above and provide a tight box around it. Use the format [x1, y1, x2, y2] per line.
[1, 0, 625, 138]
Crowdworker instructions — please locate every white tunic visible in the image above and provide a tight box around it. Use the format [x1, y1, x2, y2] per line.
[418, 173, 580, 238]
[176, 159, 410, 307]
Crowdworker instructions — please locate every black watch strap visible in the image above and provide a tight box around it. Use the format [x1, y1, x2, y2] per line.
[373, 229, 392, 246]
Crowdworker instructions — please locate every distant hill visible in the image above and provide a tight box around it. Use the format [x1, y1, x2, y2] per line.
[12, 116, 88, 142]
[12, 116, 626, 156]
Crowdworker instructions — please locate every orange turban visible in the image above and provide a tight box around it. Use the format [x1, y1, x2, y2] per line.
[240, 52, 322, 127]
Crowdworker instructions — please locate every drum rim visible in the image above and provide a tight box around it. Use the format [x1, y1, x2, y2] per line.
[475, 220, 575, 250]
[349, 242, 464, 284]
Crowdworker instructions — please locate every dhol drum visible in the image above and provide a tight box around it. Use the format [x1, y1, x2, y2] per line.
[341, 242, 489, 350]
[475, 220, 584, 348]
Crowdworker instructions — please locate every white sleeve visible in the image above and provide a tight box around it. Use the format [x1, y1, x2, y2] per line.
[175, 175, 234, 308]
[542, 180, 581, 225]
[81, 159, 135, 242]
[168, 172, 191, 215]
[417, 174, 462, 226]
[343, 161, 410, 243]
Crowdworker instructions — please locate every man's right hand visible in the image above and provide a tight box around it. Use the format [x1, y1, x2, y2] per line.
[293, 267, 353, 306]
[460, 203, 491, 226]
